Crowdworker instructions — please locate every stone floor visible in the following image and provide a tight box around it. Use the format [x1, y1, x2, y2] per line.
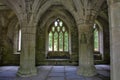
[0, 65, 110, 80]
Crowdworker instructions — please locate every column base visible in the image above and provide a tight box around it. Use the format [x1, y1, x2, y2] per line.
[77, 65, 97, 77]
[17, 67, 37, 77]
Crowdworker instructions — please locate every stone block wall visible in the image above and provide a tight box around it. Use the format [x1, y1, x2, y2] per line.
[35, 22, 79, 66]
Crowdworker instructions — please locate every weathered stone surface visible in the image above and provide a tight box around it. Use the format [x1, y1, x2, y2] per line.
[77, 24, 97, 77]
[108, 1, 120, 80]
[0, 0, 110, 78]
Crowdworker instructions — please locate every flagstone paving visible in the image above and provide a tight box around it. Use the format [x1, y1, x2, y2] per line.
[0, 65, 110, 80]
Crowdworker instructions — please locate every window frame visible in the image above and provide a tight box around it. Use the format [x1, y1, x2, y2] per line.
[13, 24, 21, 54]
[46, 18, 71, 59]
[93, 24, 99, 52]
[93, 23, 104, 61]
[17, 28, 21, 52]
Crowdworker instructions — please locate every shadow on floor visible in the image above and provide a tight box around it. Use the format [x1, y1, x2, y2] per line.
[0, 65, 110, 80]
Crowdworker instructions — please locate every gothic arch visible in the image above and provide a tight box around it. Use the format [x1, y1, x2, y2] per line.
[1, 0, 23, 23]
[35, 1, 78, 26]
[36, 5, 79, 65]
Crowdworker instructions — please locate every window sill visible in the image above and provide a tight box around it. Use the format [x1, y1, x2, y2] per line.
[13, 52, 21, 54]
[45, 59, 70, 61]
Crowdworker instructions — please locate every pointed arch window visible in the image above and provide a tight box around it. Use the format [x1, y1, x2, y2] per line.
[17, 28, 21, 52]
[93, 23, 104, 61]
[47, 19, 69, 59]
[48, 19, 68, 52]
[94, 24, 99, 51]
[13, 25, 21, 54]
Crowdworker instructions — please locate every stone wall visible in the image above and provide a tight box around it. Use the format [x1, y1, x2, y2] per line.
[0, 15, 110, 66]
[36, 19, 79, 66]
[0, 0, 110, 66]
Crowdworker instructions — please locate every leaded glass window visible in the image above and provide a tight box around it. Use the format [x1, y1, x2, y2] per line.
[48, 19, 69, 52]
[94, 24, 99, 51]
[17, 29, 21, 51]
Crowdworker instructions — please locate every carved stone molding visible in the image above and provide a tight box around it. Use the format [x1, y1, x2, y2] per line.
[78, 0, 105, 25]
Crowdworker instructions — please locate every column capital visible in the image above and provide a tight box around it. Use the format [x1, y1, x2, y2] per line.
[19, 19, 37, 29]
[78, 23, 94, 33]
[17, 12, 38, 27]
[79, 0, 104, 23]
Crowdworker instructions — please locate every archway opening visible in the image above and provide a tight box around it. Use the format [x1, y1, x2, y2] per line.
[47, 18, 70, 59]
[0, 2, 20, 66]
[36, 5, 78, 65]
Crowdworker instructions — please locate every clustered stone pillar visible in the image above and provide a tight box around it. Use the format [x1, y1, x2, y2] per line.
[77, 0, 105, 76]
[77, 24, 97, 76]
[17, 25, 37, 77]
[108, 1, 120, 80]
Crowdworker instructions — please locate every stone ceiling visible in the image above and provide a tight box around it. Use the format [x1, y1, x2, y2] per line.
[0, 0, 108, 26]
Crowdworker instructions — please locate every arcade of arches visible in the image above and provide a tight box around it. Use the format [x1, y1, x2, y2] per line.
[0, 0, 119, 80]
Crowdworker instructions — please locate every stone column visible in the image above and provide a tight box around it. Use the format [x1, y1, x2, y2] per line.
[77, 24, 97, 77]
[17, 25, 37, 77]
[0, 25, 2, 64]
[108, 1, 120, 80]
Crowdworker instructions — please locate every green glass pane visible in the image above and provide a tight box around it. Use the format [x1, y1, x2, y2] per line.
[49, 32, 52, 51]
[64, 32, 68, 51]
[59, 21, 63, 26]
[62, 27, 65, 32]
[54, 32, 58, 51]
[57, 26, 60, 32]
[94, 29, 99, 51]
[54, 21, 58, 26]
[59, 32, 63, 51]
[52, 27, 55, 32]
